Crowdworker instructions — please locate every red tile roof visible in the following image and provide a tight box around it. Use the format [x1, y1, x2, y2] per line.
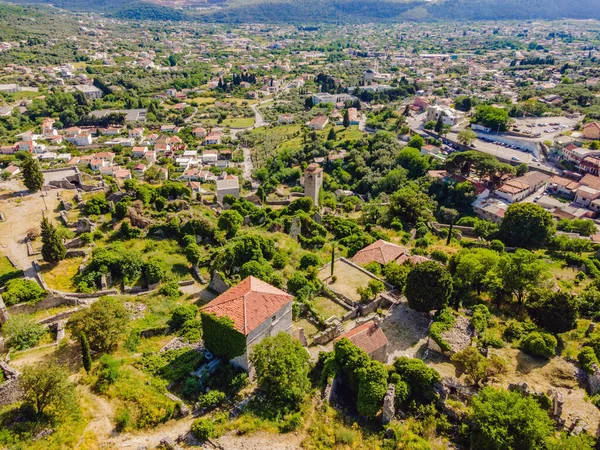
[352, 239, 409, 266]
[334, 321, 389, 356]
[202, 276, 293, 336]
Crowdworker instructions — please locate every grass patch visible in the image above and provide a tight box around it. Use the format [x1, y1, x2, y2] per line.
[0, 255, 22, 285]
[311, 296, 348, 320]
[40, 257, 84, 292]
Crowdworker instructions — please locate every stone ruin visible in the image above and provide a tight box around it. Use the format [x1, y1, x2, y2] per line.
[428, 315, 476, 356]
[289, 216, 301, 240]
[76, 217, 95, 234]
[313, 318, 344, 345]
[382, 384, 395, 424]
[0, 360, 23, 407]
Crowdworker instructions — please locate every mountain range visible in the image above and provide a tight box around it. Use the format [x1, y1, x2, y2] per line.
[6, 0, 600, 23]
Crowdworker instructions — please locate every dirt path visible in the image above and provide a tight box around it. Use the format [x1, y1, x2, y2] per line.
[0, 181, 62, 279]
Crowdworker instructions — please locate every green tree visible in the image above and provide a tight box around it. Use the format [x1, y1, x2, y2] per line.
[470, 387, 554, 450]
[406, 134, 425, 150]
[327, 127, 337, 141]
[472, 104, 510, 131]
[389, 187, 435, 226]
[250, 332, 310, 413]
[80, 332, 93, 373]
[527, 289, 578, 333]
[218, 209, 244, 238]
[343, 109, 350, 128]
[144, 257, 168, 285]
[3, 314, 46, 350]
[486, 249, 549, 311]
[185, 243, 203, 266]
[357, 360, 388, 418]
[405, 262, 453, 313]
[515, 163, 529, 177]
[21, 153, 44, 192]
[21, 363, 78, 422]
[499, 203, 554, 248]
[384, 261, 412, 291]
[397, 147, 430, 178]
[457, 129, 477, 146]
[67, 297, 129, 354]
[41, 216, 66, 263]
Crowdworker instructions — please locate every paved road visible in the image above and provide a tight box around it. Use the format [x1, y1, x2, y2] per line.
[407, 113, 559, 173]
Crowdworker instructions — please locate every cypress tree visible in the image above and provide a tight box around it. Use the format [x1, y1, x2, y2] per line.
[41, 216, 66, 263]
[80, 332, 92, 373]
[343, 109, 350, 128]
[434, 115, 444, 134]
[21, 154, 44, 192]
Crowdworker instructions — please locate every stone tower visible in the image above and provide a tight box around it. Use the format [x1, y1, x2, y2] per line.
[304, 163, 323, 206]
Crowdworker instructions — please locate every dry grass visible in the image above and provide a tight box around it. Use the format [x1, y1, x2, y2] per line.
[312, 296, 348, 320]
[40, 257, 84, 292]
[318, 259, 381, 302]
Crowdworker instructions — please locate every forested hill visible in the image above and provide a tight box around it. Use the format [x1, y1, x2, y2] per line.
[5, 0, 600, 22]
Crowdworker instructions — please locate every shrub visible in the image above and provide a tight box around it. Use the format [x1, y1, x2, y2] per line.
[430, 250, 449, 264]
[3, 315, 46, 350]
[299, 253, 321, 270]
[363, 261, 382, 275]
[520, 331, 557, 359]
[489, 240, 505, 253]
[159, 281, 182, 299]
[478, 331, 504, 349]
[393, 356, 441, 402]
[578, 346, 599, 375]
[503, 319, 525, 342]
[272, 252, 288, 269]
[178, 319, 202, 343]
[2, 278, 46, 306]
[95, 355, 122, 394]
[169, 305, 198, 330]
[279, 412, 303, 433]
[198, 390, 226, 409]
[334, 427, 358, 445]
[191, 418, 215, 440]
[429, 308, 455, 353]
[470, 304, 490, 334]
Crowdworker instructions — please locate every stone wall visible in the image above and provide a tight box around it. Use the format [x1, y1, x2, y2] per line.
[0, 361, 22, 407]
[209, 271, 230, 294]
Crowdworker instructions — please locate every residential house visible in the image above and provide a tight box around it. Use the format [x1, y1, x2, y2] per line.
[216, 177, 240, 203]
[132, 146, 148, 158]
[333, 320, 389, 363]
[352, 239, 429, 267]
[278, 114, 294, 124]
[425, 105, 463, 127]
[129, 128, 145, 139]
[307, 115, 329, 131]
[74, 85, 103, 99]
[2, 164, 20, 177]
[495, 171, 550, 203]
[201, 276, 294, 374]
[193, 127, 207, 139]
[205, 131, 222, 145]
[582, 122, 600, 140]
[574, 186, 600, 207]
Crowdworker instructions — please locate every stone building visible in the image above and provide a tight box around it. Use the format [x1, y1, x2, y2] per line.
[201, 276, 294, 374]
[304, 163, 323, 206]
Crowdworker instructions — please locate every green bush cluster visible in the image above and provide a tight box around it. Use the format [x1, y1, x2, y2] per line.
[520, 331, 557, 359]
[429, 308, 455, 353]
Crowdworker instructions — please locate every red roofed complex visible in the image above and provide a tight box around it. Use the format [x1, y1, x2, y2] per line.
[334, 320, 389, 363]
[202, 276, 294, 372]
[352, 240, 409, 266]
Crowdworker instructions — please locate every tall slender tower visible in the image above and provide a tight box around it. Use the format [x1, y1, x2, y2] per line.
[304, 163, 323, 207]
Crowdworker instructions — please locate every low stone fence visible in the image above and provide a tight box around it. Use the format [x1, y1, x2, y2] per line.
[0, 361, 22, 407]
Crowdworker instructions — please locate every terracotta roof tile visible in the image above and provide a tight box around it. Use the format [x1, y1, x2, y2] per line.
[334, 321, 389, 356]
[352, 240, 409, 266]
[201, 276, 293, 335]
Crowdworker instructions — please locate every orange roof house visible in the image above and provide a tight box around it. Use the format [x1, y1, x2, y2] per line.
[201, 276, 294, 373]
[352, 240, 411, 266]
[334, 320, 389, 363]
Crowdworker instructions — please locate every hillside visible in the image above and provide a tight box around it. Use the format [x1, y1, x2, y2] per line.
[8, 0, 600, 22]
